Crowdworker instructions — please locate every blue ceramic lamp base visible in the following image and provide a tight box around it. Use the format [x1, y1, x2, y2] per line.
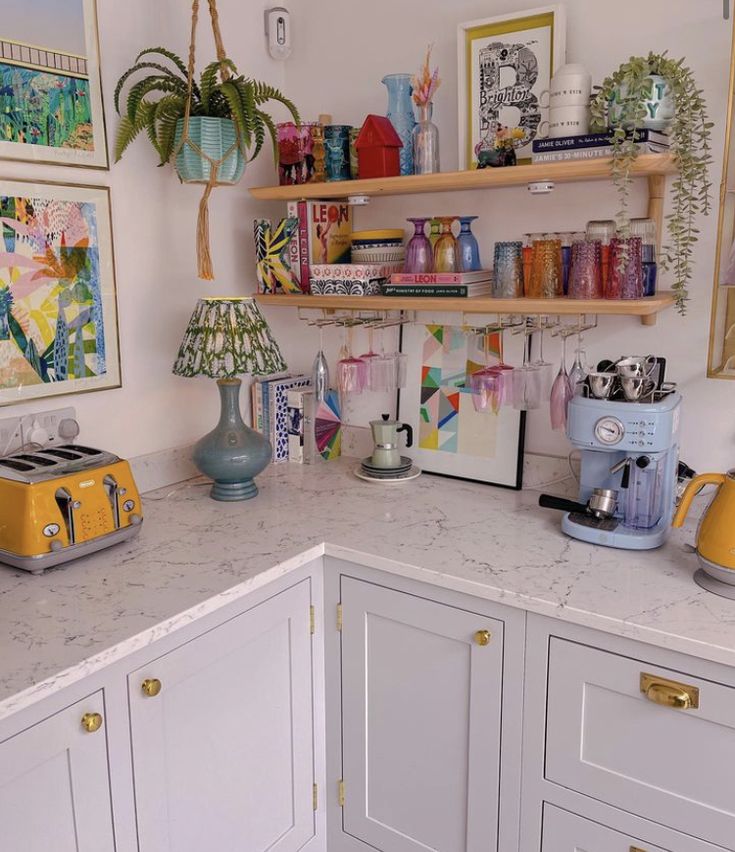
[193, 379, 272, 502]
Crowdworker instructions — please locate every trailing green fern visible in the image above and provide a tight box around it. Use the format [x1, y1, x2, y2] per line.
[114, 49, 299, 167]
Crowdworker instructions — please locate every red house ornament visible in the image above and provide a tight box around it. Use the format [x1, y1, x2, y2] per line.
[355, 115, 403, 179]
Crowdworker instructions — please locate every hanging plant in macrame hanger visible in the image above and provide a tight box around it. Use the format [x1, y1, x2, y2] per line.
[114, 0, 300, 281]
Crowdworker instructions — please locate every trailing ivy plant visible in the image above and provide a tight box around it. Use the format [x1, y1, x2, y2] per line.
[114, 47, 299, 167]
[590, 52, 713, 313]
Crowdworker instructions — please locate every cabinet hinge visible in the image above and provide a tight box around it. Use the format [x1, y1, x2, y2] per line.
[309, 605, 315, 635]
[336, 603, 343, 631]
[338, 779, 345, 807]
[313, 783, 318, 811]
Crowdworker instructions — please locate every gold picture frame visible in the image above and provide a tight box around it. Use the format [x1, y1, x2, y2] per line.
[0, 0, 109, 169]
[457, 5, 566, 169]
[0, 178, 121, 406]
[708, 14, 735, 378]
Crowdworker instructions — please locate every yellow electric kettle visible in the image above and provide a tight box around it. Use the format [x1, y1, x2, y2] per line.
[673, 471, 735, 573]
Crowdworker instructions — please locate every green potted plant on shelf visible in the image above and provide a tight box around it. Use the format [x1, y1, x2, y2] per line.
[113, 0, 299, 280]
[590, 52, 713, 313]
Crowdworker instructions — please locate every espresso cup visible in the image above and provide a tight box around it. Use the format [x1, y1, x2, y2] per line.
[538, 105, 590, 139]
[616, 355, 657, 378]
[588, 371, 616, 400]
[620, 376, 655, 402]
[539, 63, 592, 109]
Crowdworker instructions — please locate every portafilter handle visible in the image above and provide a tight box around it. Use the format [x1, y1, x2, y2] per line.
[538, 494, 590, 515]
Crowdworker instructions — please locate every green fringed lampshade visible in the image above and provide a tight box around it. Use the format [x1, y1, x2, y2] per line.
[173, 297, 286, 379]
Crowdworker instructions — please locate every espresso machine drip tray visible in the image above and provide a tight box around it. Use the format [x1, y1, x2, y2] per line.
[568, 512, 620, 532]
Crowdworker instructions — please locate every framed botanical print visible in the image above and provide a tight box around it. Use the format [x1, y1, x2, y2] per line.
[0, 0, 109, 168]
[398, 323, 525, 489]
[457, 5, 566, 168]
[0, 179, 121, 405]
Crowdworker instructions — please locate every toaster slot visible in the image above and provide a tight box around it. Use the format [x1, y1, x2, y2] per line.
[0, 459, 34, 472]
[15, 454, 56, 467]
[40, 449, 84, 461]
[60, 445, 103, 457]
[54, 488, 77, 545]
[103, 475, 121, 530]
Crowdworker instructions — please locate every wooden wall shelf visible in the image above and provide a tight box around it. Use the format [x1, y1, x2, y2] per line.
[254, 292, 676, 326]
[249, 154, 676, 201]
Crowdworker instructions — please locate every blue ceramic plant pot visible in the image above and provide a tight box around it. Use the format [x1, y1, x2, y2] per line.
[174, 116, 246, 184]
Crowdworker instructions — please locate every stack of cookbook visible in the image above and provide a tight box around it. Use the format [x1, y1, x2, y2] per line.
[383, 270, 493, 298]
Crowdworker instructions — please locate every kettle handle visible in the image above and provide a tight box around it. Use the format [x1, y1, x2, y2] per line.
[672, 473, 725, 528]
[397, 422, 413, 449]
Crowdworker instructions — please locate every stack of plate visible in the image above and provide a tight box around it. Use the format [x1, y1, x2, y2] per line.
[355, 456, 421, 483]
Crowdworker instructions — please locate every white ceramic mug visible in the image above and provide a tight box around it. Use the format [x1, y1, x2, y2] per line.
[539, 63, 592, 109]
[538, 105, 590, 139]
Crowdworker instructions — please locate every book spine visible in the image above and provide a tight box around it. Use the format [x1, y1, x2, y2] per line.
[287, 390, 306, 464]
[286, 201, 303, 290]
[531, 144, 659, 163]
[391, 273, 463, 284]
[531, 128, 665, 153]
[382, 285, 471, 297]
[297, 201, 310, 293]
[254, 381, 264, 433]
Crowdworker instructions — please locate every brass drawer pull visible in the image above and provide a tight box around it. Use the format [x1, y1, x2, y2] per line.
[141, 678, 162, 697]
[474, 629, 491, 646]
[81, 712, 103, 733]
[630, 847, 647, 852]
[640, 672, 699, 710]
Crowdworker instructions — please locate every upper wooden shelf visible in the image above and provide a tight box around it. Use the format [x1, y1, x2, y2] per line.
[254, 291, 676, 326]
[249, 154, 676, 201]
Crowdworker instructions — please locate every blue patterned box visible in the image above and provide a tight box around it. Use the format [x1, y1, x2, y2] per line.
[268, 375, 311, 462]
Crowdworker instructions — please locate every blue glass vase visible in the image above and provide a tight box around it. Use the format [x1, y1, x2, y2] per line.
[457, 216, 482, 271]
[382, 73, 416, 176]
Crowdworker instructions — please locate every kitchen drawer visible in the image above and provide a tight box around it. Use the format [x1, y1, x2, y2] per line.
[546, 638, 735, 849]
[541, 804, 719, 852]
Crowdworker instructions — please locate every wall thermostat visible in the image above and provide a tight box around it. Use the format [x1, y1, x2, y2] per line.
[264, 7, 291, 60]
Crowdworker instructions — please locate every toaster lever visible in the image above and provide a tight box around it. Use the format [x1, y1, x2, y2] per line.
[54, 487, 76, 545]
[103, 475, 121, 530]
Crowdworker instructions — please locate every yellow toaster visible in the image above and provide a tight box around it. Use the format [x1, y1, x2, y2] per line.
[0, 445, 143, 574]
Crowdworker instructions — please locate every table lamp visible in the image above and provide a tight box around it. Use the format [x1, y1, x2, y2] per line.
[173, 297, 286, 501]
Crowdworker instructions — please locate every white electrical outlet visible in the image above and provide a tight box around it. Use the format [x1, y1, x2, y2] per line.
[0, 407, 77, 456]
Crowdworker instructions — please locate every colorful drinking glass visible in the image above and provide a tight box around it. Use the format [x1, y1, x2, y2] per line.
[607, 237, 644, 299]
[568, 239, 603, 299]
[433, 216, 459, 273]
[493, 242, 524, 298]
[529, 239, 563, 298]
[457, 216, 482, 271]
[404, 217, 434, 273]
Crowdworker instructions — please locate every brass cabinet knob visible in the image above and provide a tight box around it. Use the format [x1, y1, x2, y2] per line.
[141, 678, 162, 697]
[81, 712, 103, 733]
[640, 672, 699, 710]
[474, 629, 491, 646]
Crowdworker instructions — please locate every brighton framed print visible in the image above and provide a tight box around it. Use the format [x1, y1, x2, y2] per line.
[0, 178, 121, 405]
[457, 5, 566, 169]
[0, 0, 109, 168]
[398, 323, 525, 489]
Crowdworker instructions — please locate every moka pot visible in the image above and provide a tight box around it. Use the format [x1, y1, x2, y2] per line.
[370, 414, 413, 470]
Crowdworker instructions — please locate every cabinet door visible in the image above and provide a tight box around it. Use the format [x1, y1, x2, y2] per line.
[129, 580, 314, 852]
[542, 804, 671, 852]
[0, 691, 115, 852]
[341, 576, 504, 852]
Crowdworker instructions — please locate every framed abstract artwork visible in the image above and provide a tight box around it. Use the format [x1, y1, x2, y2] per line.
[457, 5, 566, 168]
[0, 0, 108, 168]
[0, 179, 121, 405]
[398, 323, 525, 489]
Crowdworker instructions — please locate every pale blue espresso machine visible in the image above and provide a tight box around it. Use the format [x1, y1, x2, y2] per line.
[551, 391, 682, 550]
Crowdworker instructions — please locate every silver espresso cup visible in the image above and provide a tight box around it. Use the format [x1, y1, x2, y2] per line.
[620, 375, 655, 402]
[616, 355, 656, 379]
[588, 371, 616, 399]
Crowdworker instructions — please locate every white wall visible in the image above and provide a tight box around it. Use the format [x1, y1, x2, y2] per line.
[268, 0, 735, 473]
[5, 0, 734, 476]
[2, 0, 288, 458]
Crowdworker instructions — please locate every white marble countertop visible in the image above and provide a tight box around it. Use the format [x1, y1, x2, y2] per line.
[0, 458, 732, 722]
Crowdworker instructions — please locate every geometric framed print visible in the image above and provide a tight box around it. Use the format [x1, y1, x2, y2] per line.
[457, 5, 566, 168]
[398, 323, 525, 490]
[0, 179, 121, 405]
[0, 0, 109, 168]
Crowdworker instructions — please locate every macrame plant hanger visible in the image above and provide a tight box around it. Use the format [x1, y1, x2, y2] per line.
[173, 0, 246, 280]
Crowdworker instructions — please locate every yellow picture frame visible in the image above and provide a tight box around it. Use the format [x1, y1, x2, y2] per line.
[457, 5, 566, 169]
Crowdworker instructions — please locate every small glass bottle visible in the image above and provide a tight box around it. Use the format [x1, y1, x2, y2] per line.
[522, 234, 535, 295]
[630, 217, 658, 296]
[560, 232, 573, 296]
[412, 103, 440, 175]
